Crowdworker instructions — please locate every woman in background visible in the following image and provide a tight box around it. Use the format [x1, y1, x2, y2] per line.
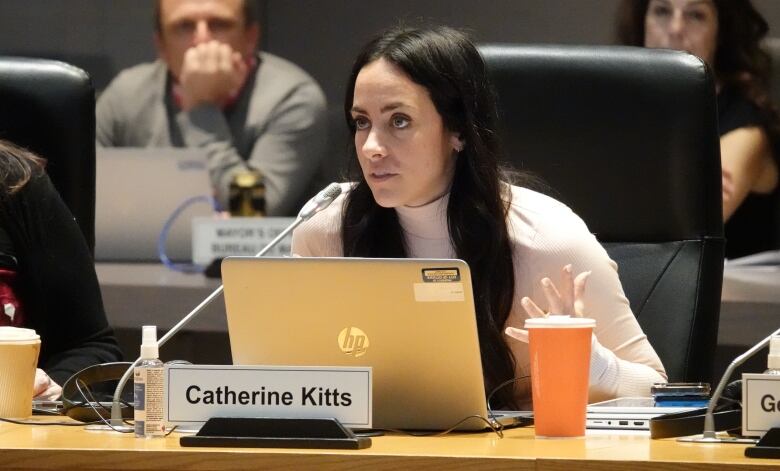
[617, 0, 780, 259]
[292, 26, 666, 408]
[0, 140, 122, 400]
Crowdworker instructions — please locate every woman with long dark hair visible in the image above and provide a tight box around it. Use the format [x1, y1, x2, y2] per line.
[0, 140, 122, 400]
[617, 0, 780, 258]
[292, 26, 666, 408]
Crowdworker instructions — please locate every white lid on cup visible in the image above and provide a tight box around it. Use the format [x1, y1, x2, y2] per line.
[524, 315, 596, 329]
[0, 326, 40, 343]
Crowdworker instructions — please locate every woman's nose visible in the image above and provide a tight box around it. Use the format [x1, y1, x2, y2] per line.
[362, 129, 387, 159]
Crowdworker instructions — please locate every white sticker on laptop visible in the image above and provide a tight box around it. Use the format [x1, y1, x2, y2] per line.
[414, 283, 465, 302]
[415, 267, 464, 302]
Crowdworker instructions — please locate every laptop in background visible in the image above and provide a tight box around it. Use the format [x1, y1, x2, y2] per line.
[95, 147, 215, 262]
[587, 397, 698, 430]
[221, 256, 530, 431]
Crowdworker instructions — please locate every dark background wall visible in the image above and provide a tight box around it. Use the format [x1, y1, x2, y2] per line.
[2, 0, 780, 106]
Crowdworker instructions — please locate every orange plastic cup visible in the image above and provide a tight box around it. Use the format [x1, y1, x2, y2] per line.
[525, 315, 595, 437]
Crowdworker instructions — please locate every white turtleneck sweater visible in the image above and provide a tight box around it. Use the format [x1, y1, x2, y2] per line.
[291, 183, 667, 404]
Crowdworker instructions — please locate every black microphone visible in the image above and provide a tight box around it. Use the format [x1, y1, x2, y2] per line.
[106, 183, 343, 428]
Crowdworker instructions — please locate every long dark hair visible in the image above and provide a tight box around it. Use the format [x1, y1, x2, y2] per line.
[615, 0, 779, 136]
[0, 140, 45, 196]
[342, 26, 519, 408]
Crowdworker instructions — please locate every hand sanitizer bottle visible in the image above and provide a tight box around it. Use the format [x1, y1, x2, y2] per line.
[134, 325, 165, 437]
[765, 335, 780, 375]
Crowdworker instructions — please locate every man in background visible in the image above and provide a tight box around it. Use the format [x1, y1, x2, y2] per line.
[97, 0, 327, 216]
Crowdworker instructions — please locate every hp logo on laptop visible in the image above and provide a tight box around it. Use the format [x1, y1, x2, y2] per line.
[338, 327, 369, 357]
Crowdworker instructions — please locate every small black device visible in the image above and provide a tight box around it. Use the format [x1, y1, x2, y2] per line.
[651, 382, 711, 396]
[652, 382, 710, 407]
[649, 380, 744, 439]
[61, 362, 135, 422]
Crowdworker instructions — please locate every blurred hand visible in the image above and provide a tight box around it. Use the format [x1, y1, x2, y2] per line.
[32, 368, 62, 401]
[505, 264, 590, 343]
[179, 40, 248, 110]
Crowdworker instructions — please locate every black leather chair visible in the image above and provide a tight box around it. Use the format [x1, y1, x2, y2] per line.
[0, 57, 96, 253]
[479, 45, 724, 382]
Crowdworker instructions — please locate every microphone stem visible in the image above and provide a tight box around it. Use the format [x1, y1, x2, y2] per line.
[701, 326, 780, 439]
[110, 216, 305, 426]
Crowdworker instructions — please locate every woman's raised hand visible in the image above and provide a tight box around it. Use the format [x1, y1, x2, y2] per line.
[505, 264, 590, 343]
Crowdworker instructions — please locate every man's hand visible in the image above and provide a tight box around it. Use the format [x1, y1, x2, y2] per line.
[179, 40, 248, 110]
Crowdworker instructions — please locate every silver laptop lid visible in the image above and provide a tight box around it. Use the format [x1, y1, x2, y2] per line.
[221, 256, 490, 430]
[95, 147, 214, 262]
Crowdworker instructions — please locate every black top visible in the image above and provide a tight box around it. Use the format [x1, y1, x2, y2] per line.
[0, 171, 122, 385]
[718, 88, 780, 259]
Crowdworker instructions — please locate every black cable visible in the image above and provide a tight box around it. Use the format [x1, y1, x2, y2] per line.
[75, 378, 135, 434]
[717, 396, 740, 407]
[376, 414, 505, 438]
[77, 378, 177, 436]
[486, 375, 531, 431]
[365, 375, 532, 439]
[0, 417, 103, 426]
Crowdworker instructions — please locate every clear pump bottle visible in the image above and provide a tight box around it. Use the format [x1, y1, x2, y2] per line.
[765, 335, 780, 375]
[134, 325, 165, 437]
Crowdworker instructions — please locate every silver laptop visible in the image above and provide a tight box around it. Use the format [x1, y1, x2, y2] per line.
[95, 147, 215, 262]
[587, 397, 698, 430]
[221, 256, 530, 431]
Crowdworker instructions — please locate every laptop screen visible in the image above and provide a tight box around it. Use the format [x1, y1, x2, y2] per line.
[221, 256, 494, 430]
[95, 147, 214, 262]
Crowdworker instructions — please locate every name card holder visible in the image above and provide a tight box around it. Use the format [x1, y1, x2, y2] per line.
[742, 373, 780, 437]
[166, 364, 372, 449]
[746, 428, 780, 459]
[744, 373, 780, 458]
[191, 216, 296, 265]
[180, 417, 371, 449]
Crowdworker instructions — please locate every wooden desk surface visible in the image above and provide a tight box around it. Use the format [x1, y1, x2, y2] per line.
[0, 418, 777, 470]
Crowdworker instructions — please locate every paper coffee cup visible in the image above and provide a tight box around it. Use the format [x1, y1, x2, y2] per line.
[0, 327, 41, 418]
[525, 315, 595, 437]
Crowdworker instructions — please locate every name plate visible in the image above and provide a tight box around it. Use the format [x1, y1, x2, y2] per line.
[742, 373, 780, 436]
[165, 365, 372, 429]
[191, 216, 295, 265]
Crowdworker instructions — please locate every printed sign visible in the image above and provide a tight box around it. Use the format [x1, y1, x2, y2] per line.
[742, 373, 780, 436]
[165, 365, 372, 429]
[191, 217, 296, 264]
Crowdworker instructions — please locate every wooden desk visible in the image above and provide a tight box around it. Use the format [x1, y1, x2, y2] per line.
[0, 419, 776, 470]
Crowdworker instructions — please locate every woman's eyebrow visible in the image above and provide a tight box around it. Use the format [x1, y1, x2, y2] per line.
[351, 102, 410, 114]
[380, 102, 407, 113]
